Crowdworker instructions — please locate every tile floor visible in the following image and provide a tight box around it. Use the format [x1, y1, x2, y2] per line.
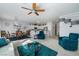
[12, 38, 79, 56]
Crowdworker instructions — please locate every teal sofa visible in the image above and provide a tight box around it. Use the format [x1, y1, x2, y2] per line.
[0, 37, 9, 47]
[17, 42, 57, 56]
[59, 33, 79, 51]
[37, 31, 45, 39]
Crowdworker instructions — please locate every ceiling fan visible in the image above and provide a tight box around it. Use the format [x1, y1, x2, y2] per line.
[21, 3, 45, 16]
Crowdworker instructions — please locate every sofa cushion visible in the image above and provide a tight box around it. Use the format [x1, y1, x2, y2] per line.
[37, 45, 57, 56]
[69, 33, 79, 40]
[0, 37, 8, 47]
[17, 44, 35, 56]
[27, 42, 41, 55]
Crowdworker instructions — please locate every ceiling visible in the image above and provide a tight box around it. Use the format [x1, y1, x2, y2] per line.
[0, 3, 79, 24]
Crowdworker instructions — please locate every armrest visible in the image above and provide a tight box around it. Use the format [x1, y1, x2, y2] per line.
[59, 36, 69, 40]
[59, 37, 69, 44]
[0, 43, 15, 56]
[62, 37, 77, 45]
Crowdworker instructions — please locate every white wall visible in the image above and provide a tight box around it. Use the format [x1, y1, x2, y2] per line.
[59, 22, 79, 41]
[59, 12, 79, 37]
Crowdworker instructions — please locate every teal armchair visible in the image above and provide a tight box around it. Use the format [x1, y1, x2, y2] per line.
[59, 33, 79, 51]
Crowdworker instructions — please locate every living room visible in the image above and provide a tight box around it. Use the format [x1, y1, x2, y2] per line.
[0, 3, 79, 56]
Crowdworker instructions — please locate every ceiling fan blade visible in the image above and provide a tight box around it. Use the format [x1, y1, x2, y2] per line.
[36, 9, 45, 12]
[32, 3, 37, 9]
[21, 7, 32, 11]
[28, 12, 32, 15]
[35, 12, 39, 16]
